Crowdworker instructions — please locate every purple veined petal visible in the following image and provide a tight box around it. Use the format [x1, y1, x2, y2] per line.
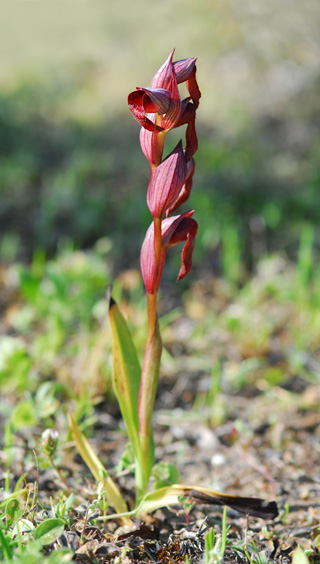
[161, 210, 198, 281]
[173, 101, 198, 159]
[173, 57, 197, 83]
[151, 51, 181, 131]
[166, 157, 195, 216]
[140, 222, 166, 294]
[151, 49, 175, 90]
[140, 120, 166, 168]
[140, 222, 158, 294]
[175, 99, 195, 127]
[159, 76, 181, 131]
[186, 67, 201, 108]
[147, 140, 187, 218]
[141, 211, 198, 293]
[161, 210, 195, 247]
[136, 87, 171, 114]
[185, 117, 198, 159]
[176, 218, 198, 280]
[128, 90, 164, 132]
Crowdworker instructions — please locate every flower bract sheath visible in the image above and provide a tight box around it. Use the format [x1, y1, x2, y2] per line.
[140, 211, 198, 294]
[147, 141, 187, 219]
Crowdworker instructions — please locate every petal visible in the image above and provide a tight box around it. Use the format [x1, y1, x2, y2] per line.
[173, 101, 198, 159]
[140, 122, 165, 168]
[141, 211, 197, 292]
[161, 210, 198, 281]
[166, 158, 195, 215]
[176, 218, 198, 280]
[161, 210, 195, 246]
[137, 87, 171, 114]
[175, 99, 195, 127]
[140, 223, 166, 294]
[173, 57, 197, 83]
[151, 51, 181, 131]
[151, 49, 175, 90]
[185, 116, 198, 159]
[147, 141, 187, 218]
[159, 77, 181, 131]
[128, 90, 164, 132]
[186, 67, 201, 108]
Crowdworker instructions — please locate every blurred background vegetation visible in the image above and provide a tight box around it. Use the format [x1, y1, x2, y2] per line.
[1, 0, 320, 421]
[1, 0, 320, 278]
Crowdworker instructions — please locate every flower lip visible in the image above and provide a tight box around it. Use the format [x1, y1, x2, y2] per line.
[135, 87, 171, 115]
[128, 90, 165, 132]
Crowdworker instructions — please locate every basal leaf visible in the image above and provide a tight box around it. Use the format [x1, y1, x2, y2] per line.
[68, 413, 130, 523]
[108, 294, 141, 458]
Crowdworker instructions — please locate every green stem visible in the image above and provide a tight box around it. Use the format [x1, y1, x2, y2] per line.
[137, 217, 163, 499]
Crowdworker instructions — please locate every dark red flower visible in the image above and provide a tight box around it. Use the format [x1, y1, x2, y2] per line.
[128, 51, 180, 134]
[140, 210, 198, 293]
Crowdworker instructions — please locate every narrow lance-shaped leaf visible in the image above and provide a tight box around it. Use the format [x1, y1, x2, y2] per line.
[100, 484, 278, 522]
[107, 290, 142, 461]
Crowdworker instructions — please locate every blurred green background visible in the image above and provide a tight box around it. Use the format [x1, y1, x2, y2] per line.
[1, 0, 320, 462]
[1, 0, 320, 279]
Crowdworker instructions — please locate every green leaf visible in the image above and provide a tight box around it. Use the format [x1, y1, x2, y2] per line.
[11, 400, 37, 429]
[0, 489, 27, 509]
[68, 413, 130, 523]
[5, 498, 21, 527]
[34, 518, 65, 546]
[108, 295, 141, 460]
[0, 525, 13, 561]
[292, 547, 310, 564]
[152, 462, 180, 489]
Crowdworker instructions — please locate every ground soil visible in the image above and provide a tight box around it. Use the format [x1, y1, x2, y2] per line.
[4, 369, 319, 564]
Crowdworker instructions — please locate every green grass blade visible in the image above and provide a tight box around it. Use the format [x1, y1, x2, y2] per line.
[0, 526, 13, 561]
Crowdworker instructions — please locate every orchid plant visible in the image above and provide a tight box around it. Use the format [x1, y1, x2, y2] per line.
[69, 51, 278, 523]
[124, 49, 200, 498]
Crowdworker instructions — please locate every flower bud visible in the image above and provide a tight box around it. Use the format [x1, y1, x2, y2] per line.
[41, 429, 59, 456]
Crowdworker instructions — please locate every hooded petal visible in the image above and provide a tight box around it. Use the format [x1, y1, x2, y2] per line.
[151, 49, 176, 90]
[147, 141, 187, 218]
[166, 157, 195, 215]
[160, 77, 181, 131]
[173, 57, 197, 83]
[150, 51, 181, 131]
